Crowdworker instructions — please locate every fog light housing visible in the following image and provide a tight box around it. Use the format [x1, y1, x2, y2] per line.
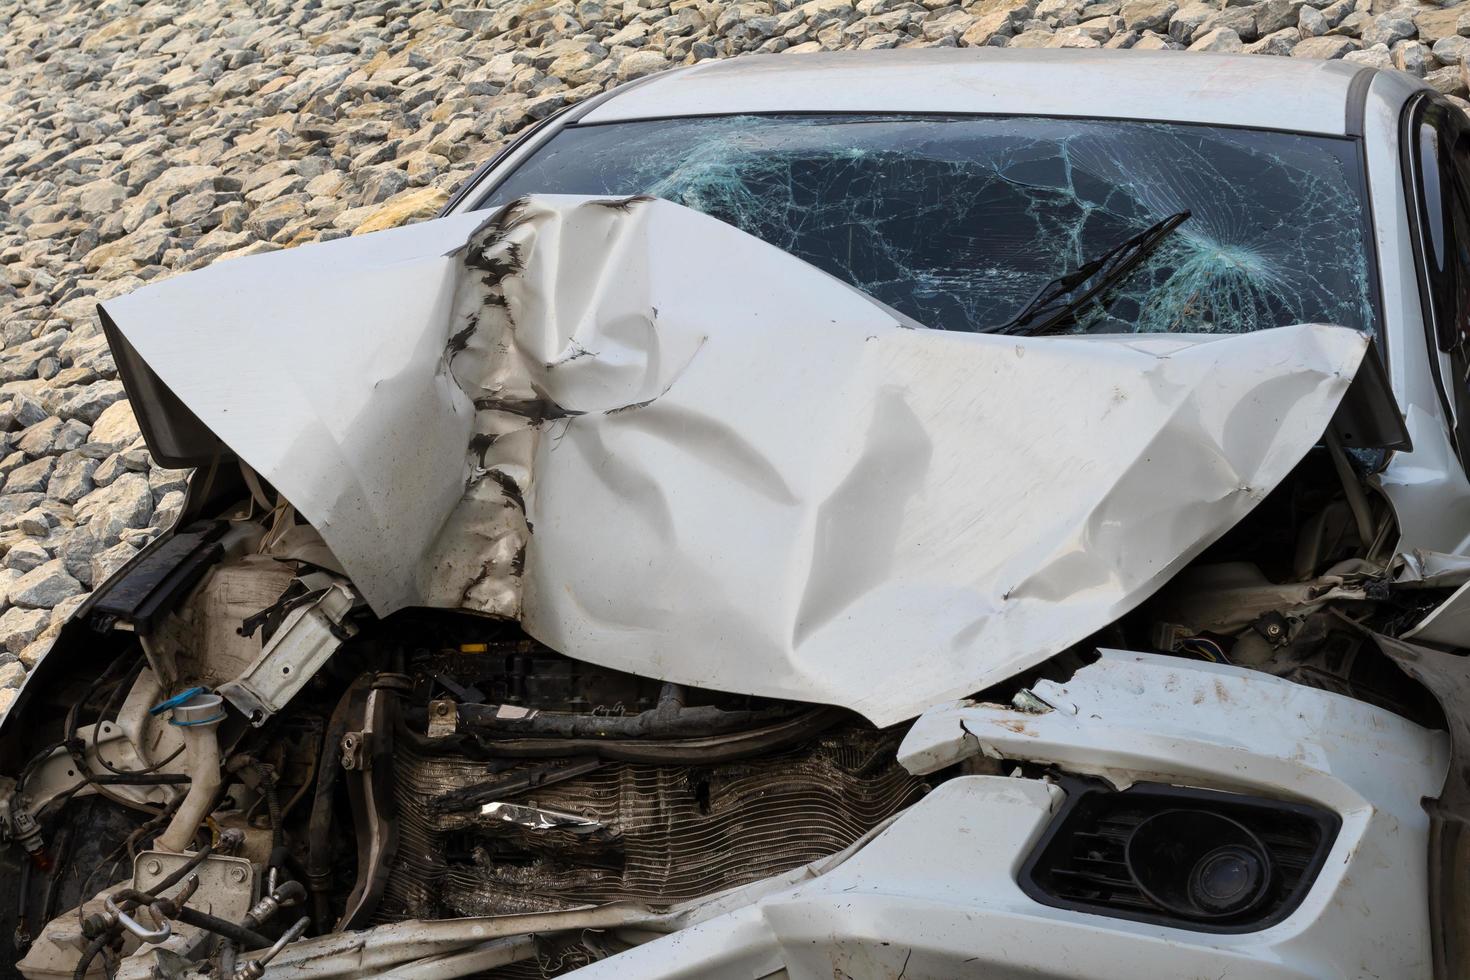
[1125, 809, 1272, 919]
[1019, 781, 1339, 933]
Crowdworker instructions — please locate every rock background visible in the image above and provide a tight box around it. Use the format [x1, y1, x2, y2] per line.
[0, 0, 1467, 714]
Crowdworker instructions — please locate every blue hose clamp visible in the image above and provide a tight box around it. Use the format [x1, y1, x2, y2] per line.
[149, 687, 207, 716]
[149, 687, 226, 726]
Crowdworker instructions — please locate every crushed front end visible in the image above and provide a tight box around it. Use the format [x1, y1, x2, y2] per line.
[0, 196, 1460, 979]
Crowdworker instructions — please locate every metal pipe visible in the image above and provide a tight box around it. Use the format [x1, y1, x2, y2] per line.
[454, 700, 796, 739]
[231, 916, 310, 980]
[172, 908, 273, 953]
[391, 936, 538, 979]
[242, 903, 675, 978]
[308, 678, 368, 930]
[467, 707, 846, 764]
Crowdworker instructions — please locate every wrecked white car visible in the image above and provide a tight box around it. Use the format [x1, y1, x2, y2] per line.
[6, 48, 1470, 979]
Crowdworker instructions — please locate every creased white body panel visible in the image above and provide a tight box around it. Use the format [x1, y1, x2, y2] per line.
[103, 196, 1368, 725]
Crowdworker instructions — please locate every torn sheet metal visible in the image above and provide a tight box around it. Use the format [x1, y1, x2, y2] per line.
[102, 195, 1369, 725]
[1405, 578, 1470, 648]
[480, 801, 605, 835]
[1397, 549, 1470, 589]
[1370, 633, 1470, 979]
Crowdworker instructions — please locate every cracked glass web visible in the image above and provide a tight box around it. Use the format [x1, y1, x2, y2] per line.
[480, 114, 1376, 337]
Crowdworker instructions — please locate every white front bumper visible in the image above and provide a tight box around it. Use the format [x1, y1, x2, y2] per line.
[569, 652, 1449, 980]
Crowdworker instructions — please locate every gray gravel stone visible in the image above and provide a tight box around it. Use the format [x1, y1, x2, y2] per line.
[58, 380, 124, 424]
[1122, 0, 1177, 32]
[9, 396, 48, 430]
[4, 541, 50, 573]
[1168, 2, 1216, 42]
[4, 457, 56, 494]
[0, 606, 50, 654]
[0, 661, 25, 690]
[74, 473, 153, 548]
[1426, 64, 1470, 97]
[1191, 27, 1244, 49]
[90, 541, 138, 587]
[1299, 5, 1329, 36]
[1434, 34, 1470, 64]
[1245, 26, 1299, 54]
[1344, 43, 1394, 69]
[16, 508, 57, 537]
[86, 400, 141, 454]
[1292, 34, 1359, 57]
[1394, 39, 1432, 76]
[48, 452, 97, 505]
[1361, 10, 1417, 46]
[7, 559, 81, 609]
[58, 526, 103, 585]
[148, 468, 189, 502]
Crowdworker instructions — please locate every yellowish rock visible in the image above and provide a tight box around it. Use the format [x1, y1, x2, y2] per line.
[351, 186, 450, 235]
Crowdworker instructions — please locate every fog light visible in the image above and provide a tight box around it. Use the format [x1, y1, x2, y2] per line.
[1125, 809, 1273, 920]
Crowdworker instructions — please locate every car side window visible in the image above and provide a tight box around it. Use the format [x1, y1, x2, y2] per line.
[1410, 99, 1470, 469]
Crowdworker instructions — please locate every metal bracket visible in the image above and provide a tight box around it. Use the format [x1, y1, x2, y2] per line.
[133, 851, 255, 923]
[219, 581, 358, 726]
[426, 700, 458, 738]
[340, 731, 370, 771]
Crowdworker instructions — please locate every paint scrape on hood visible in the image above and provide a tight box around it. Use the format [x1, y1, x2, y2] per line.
[101, 195, 1371, 725]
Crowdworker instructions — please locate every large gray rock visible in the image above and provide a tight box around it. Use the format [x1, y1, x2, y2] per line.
[1190, 27, 1244, 49]
[6, 559, 81, 609]
[616, 50, 670, 80]
[8, 396, 48, 430]
[1394, 39, 1432, 76]
[58, 380, 124, 424]
[90, 540, 139, 587]
[3, 541, 50, 573]
[1301, 0, 1336, 31]
[1344, 44, 1394, 70]
[0, 606, 48, 655]
[4, 456, 57, 494]
[1121, 0, 1176, 32]
[74, 473, 153, 548]
[1245, 26, 1299, 54]
[0, 660, 24, 690]
[1292, 34, 1358, 57]
[1361, 10, 1418, 47]
[1433, 34, 1470, 65]
[1168, 2, 1215, 42]
[48, 452, 97, 504]
[1426, 64, 1470, 98]
[16, 417, 89, 457]
[87, 400, 142, 453]
[58, 526, 104, 585]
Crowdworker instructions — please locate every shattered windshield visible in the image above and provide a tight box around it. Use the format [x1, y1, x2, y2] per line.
[477, 114, 1377, 337]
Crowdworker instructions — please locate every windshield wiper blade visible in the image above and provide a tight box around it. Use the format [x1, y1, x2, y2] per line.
[985, 209, 1192, 337]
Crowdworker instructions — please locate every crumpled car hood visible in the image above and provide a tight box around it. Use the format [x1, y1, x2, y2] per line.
[100, 195, 1371, 725]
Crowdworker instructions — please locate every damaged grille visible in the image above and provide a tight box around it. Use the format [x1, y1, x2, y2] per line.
[381, 729, 925, 920]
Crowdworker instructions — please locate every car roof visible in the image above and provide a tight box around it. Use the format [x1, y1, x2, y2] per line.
[578, 49, 1399, 137]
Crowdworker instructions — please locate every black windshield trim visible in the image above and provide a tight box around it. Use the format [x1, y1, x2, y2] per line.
[463, 110, 1370, 214]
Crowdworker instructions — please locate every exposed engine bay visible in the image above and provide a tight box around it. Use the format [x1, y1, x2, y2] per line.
[0, 195, 1465, 978]
[0, 433, 1456, 979]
